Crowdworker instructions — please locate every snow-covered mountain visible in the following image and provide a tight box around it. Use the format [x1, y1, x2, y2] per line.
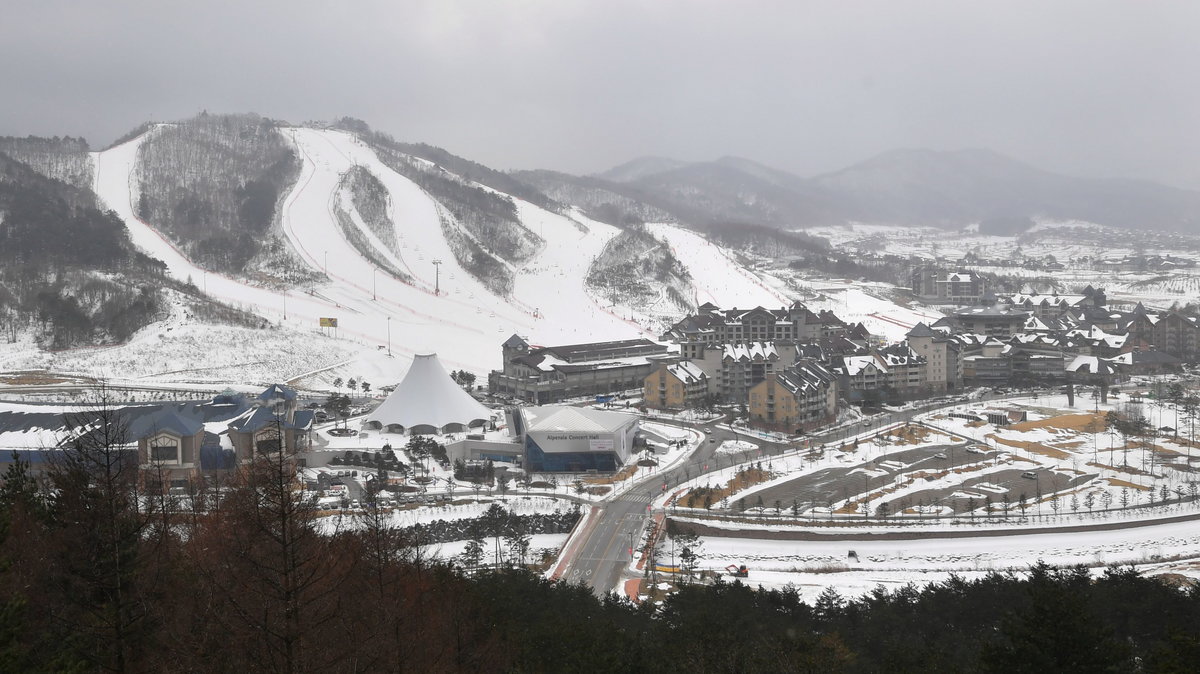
[18, 119, 781, 386]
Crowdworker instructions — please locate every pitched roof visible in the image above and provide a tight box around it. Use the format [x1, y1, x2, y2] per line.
[128, 406, 204, 440]
[723, 342, 777, 361]
[502, 334, 529, 349]
[776, 361, 837, 395]
[257, 384, 297, 403]
[906, 322, 937, 338]
[666, 361, 706, 384]
[227, 406, 285, 434]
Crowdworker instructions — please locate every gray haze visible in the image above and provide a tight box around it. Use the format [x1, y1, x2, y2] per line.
[2, 0, 1199, 189]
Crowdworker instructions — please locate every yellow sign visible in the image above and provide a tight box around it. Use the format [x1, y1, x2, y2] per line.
[320, 317, 338, 328]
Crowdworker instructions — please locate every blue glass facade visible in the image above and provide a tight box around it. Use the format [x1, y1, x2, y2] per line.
[525, 436, 618, 473]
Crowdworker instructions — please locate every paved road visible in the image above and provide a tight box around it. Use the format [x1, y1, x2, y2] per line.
[563, 392, 1031, 596]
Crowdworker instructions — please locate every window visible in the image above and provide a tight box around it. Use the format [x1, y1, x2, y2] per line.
[255, 429, 283, 455]
[150, 441, 178, 462]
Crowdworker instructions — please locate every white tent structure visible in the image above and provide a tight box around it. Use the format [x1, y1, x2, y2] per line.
[362, 353, 492, 434]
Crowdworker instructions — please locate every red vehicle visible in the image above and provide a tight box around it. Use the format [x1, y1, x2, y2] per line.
[725, 564, 749, 578]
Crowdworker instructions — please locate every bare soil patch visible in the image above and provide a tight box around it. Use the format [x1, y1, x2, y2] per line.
[681, 467, 773, 509]
[989, 435, 1071, 460]
[1007, 412, 1106, 434]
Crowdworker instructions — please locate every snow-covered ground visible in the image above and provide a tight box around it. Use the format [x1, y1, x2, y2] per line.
[425, 534, 568, 565]
[688, 516, 1200, 603]
[644, 222, 787, 307]
[665, 392, 1199, 523]
[655, 393, 1200, 601]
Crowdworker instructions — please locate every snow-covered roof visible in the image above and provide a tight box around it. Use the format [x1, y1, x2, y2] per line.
[227, 405, 311, 434]
[1001, 293, 1089, 308]
[842, 355, 883, 376]
[521, 405, 639, 435]
[258, 383, 297, 403]
[364, 353, 491, 430]
[723, 342, 777, 361]
[666, 361, 706, 384]
[938, 271, 977, 283]
[776, 361, 837, 395]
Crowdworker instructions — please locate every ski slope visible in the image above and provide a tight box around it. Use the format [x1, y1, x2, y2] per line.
[644, 222, 789, 308]
[92, 127, 652, 380]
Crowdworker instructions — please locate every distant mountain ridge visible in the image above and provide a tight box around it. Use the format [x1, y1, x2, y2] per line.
[574, 148, 1200, 232]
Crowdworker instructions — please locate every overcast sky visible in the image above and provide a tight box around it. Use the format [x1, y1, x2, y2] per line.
[3, 0, 1198, 188]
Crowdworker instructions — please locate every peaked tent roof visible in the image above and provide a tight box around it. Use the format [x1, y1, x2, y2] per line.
[364, 353, 491, 431]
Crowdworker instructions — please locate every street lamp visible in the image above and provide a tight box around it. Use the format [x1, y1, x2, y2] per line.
[432, 259, 443, 295]
[373, 268, 378, 300]
[324, 250, 329, 276]
[386, 316, 391, 356]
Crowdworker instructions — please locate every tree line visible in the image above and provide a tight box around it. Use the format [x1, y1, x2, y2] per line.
[1, 394, 1198, 672]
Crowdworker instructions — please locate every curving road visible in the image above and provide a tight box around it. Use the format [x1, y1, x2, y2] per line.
[556, 392, 1067, 597]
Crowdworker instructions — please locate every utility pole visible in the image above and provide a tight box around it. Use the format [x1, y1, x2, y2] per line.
[373, 268, 378, 300]
[433, 259, 442, 295]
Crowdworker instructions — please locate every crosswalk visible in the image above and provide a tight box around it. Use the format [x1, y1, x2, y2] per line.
[620, 491, 655, 504]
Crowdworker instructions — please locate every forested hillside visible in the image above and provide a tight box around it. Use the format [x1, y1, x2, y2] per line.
[332, 166, 412, 283]
[340, 120, 546, 296]
[133, 113, 306, 279]
[0, 135, 94, 192]
[587, 224, 694, 326]
[0, 152, 167, 348]
[0, 430, 1196, 673]
[335, 117, 559, 212]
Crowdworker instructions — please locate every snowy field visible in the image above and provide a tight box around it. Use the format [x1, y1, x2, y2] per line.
[657, 392, 1200, 602]
[664, 392, 1200, 524]
[684, 516, 1200, 603]
[424, 534, 568, 566]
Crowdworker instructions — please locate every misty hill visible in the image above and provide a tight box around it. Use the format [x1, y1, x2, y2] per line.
[583, 148, 1200, 231]
[595, 156, 691, 183]
[810, 148, 1200, 230]
[511, 169, 675, 227]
